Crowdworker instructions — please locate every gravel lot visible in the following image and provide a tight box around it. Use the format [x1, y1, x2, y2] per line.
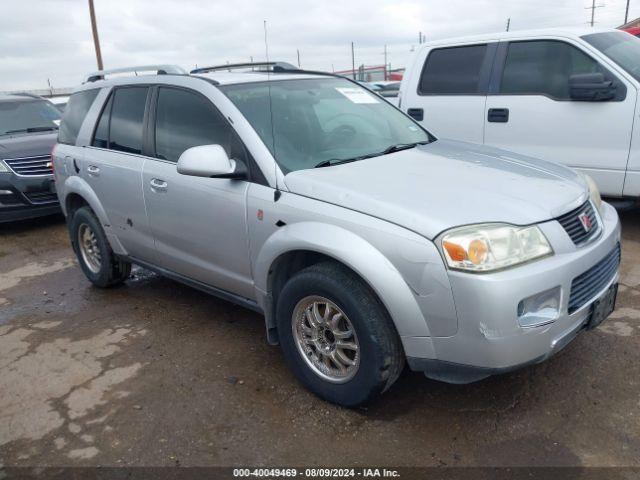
[1, 210, 639, 468]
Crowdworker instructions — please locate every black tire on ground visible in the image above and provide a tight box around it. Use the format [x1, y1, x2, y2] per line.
[69, 206, 131, 288]
[276, 261, 405, 407]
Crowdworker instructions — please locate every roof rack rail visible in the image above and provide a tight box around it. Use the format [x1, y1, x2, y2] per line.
[84, 64, 187, 83]
[190, 61, 297, 74]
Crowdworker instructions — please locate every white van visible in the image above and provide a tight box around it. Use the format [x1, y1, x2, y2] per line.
[399, 28, 640, 205]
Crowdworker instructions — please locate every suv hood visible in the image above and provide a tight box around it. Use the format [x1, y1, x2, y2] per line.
[283, 139, 588, 239]
[0, 132, 57, 160]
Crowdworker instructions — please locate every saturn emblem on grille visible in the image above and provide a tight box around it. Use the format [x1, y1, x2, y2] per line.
[578, 212, 593, 232]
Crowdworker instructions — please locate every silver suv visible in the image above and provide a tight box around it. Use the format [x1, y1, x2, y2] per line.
[54, 63, 621, 406]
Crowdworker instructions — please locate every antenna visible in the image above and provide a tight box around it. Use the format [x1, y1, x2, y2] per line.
[264, 20, 281, 201]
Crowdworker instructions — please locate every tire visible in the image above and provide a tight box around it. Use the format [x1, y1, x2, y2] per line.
[69, 206, 131, 287]
[276, 261, 404, 407]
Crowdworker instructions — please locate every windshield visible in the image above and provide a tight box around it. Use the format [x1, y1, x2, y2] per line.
[220, 77, 432, 173]
[583, 31, 640, 82]
[0, 99, 61, 136]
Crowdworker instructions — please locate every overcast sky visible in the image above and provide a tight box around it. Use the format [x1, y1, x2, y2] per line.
[1, 0, 639, 91]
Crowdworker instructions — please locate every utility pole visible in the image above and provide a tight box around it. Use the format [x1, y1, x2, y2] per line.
[88, 0, 103, 70]
[587, 0, 604, 27]
[383, 45, 388, 80]
[351, 42, 356, 80]
[506, 18, 511, 31]
[625, 0, 631, 23]
[418, 31, 422, 44]
[297, 49, 301, 68]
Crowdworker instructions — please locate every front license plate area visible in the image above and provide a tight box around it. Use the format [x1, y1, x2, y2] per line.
[587, 283, 618, 330]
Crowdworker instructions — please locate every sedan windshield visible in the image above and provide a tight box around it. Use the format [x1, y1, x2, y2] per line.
[220, 77, 432, 173]
[0, 99, 61, 136]
[583, 31, 640, 82]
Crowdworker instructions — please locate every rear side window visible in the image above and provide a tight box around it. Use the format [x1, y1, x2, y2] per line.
[154, 87, 233, 162]
[419, 45, 488, 95]
[58, 89, 99, 145]
[500, 41, 601, 99]
[109, 87, 149, 155]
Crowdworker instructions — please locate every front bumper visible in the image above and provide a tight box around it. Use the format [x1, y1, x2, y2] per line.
[0, 172, 60, 223]
[409, 201, 621, 383]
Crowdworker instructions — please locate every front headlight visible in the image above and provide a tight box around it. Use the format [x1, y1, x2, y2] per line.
[0, 161, 7, 173]
[441, 223, 553, 272]
[577, 171, 602, 214]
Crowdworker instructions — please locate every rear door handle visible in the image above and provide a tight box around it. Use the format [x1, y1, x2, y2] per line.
[407, 108, 424, 121]
[488, 108, 509, 123]
[150, 178, 168, 192]
[87, 165, 100, 176]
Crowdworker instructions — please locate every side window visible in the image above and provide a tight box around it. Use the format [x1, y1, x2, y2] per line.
[91, 94, 112, 148]
[58, 89, 100, 145]
[500, 41, 601, 99]
[109, 87, 149, 155]
[419, 44, 488, 95]
[154, 87, 233, 162]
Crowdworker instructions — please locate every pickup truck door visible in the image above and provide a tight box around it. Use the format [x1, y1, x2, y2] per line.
[402, 42, 497, 144]
[141, 86, 254, 299]
[483, 39, 636, 197]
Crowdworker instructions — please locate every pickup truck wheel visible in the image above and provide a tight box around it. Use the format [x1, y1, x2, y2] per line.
[276, 262, 404, 406]
[69, 207, 131, 287]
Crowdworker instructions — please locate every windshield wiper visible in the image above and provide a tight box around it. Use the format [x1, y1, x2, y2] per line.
[3, 126, 58, 135]
[314, 158, 361, 168]
[314, 141, 430, 169]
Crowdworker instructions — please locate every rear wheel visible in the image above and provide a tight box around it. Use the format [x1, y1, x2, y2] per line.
[69, 207, 131, 287]
[276, 261, 404, 406]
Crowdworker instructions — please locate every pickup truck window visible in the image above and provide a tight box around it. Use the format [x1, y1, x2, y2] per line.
[583, 31, 640, 82]
[221, 77, 430, 174]
[419, 45, 488, 95]
[500, 40, 600, 100]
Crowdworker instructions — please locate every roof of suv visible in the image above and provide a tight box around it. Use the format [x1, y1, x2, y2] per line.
[0, 93, 45, 103]
[76, 63, 337, 91]
[419, 26, 618, 48]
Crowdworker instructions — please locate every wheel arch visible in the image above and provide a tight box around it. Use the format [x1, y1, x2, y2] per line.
[60, 176, 126, 255]
[254, 222, 433, 348]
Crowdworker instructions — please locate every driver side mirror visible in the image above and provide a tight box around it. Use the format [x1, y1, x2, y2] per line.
[569, 73, 616, 101]
[177, 145, 247, 179]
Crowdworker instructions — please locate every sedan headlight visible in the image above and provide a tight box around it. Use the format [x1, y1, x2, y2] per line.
[577, 171, 602, 214]
[0, 161, 7, 173]
[441, 223, 553, 272]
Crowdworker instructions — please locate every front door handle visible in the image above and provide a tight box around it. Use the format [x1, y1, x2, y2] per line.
[87, 165, 100, 176]
[150, 178, 168, 192]
[407, 108, 424, 121]
[488, 108, 509, 123]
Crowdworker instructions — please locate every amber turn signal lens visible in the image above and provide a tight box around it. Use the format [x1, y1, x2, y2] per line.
[443, 241, 467, 262]
[468, 239, 488, 265]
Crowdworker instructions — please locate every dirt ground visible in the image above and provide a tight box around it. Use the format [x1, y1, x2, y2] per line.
[0, 210, 639, 469]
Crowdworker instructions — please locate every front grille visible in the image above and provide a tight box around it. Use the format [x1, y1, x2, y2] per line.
[3, 155, 53, 176]
[568, 244, 620, 314]
[556, 201, 600, 246]
[24, 191, 58, 204]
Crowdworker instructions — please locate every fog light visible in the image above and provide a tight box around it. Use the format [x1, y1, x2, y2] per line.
[517, 286, 561, 328]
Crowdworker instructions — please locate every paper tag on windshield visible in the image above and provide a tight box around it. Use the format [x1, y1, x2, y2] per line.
[335, 87, 379, 104]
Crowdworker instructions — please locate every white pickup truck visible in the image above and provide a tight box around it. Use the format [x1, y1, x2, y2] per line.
[399, 27, 640, 207]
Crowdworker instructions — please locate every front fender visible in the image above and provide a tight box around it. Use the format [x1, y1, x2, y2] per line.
[254, 222, 434, 344]
[61, 175, 126, 255]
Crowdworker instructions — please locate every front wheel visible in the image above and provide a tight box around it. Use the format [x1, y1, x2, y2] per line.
[69, 206, 131, 287]
[276, 262, 404, 406]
